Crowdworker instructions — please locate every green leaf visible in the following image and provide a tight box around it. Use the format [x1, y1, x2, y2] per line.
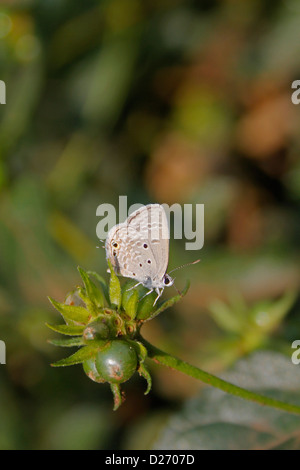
[78, 266, 104, 311]
[87, 271, 109, 304]
[250, 291, 296, 330]
[86, 271, 106, 287]
[153, 351, 300, 450]
[48, 297, 90, 324]
[138, 281, 190, 322]
[122, 281, 139, 319]
[107, 260, 121, 309]
[48, 337, 84, 347]
[209, 299, 244, 333]
[46, 323, 85, 336]
[51, 345, 102, 367]
[135, 289, 157, 321]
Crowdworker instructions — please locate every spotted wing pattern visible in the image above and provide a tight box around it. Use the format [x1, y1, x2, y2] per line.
[105, 204, 170, 288]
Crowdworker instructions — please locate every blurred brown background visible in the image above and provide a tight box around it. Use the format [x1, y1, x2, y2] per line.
[0, 0, 300, 449]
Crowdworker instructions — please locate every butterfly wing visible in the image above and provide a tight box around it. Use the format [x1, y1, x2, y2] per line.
[105, 223, 158, 283]
[126, 204, 170, 284]
[105, 204, 170, 287]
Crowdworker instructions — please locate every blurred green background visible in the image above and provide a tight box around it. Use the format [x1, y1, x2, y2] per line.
[0, 0, 300, 450]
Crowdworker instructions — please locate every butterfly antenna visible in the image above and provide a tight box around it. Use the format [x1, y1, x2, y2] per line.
[172, 279, 187, 298]
[169, 259, 201, 275]
[171, 278, 181, 296]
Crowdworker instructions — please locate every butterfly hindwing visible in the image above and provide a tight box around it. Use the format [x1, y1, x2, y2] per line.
[126, 204, 169, 283]
[105, 223, 158, 284]
[105, 204, 170, 288]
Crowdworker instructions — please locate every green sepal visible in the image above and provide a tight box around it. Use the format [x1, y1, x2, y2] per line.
[138, 363, 152, 395]
[48, 297, 90, 324]
[110, 383, 124, 411]
[48, 337, 84, 347]
[127, 339, 152, 394]
[87, 271, 109, 305]
[135, 290, 157, 320]
[46, 323, 85, 336]
[78, 266, 104, 312]
[51, 344, 104, 367]
[140, 281, 190, 323]
[122, 281, 139, 319]
[127, 339, 147, 363]
[108, 260, 122, 309]
[86, 271, 106, 287]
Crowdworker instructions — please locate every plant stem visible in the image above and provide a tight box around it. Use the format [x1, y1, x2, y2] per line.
[141, 337, 300, 416]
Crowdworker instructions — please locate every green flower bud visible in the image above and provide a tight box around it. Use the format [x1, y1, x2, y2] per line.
[83, 319, 110, 343]
[95, 340, 138, 384]
[83, 358, 105, 383]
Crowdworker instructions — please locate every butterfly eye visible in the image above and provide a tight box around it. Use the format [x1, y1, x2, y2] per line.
[164, 275, 173, 286]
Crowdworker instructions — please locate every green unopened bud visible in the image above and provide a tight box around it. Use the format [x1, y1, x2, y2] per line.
[83, 358, 105, 383]
[95, 340, 138, 384]
[83, 319, 110, 343]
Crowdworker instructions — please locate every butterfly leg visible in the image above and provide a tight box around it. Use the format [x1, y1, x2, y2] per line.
[126, 281, 143, 292]
[139, 289, 154, 301]
[153, 288, 163, 306]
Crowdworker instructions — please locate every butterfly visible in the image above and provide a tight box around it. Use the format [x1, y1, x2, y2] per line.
[105, 204, 174, 305]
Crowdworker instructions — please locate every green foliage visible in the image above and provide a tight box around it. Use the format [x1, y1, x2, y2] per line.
[48, 266, 300, 420]
[122, 281, 140, 320]
[139, 281, 190, 322]
[154, 352, 300, 450]
[108, 260, 122, 309]
[48, 297, 90, 325]
[0, 0, 300, 450]
[78, 266, 105, 312]
[45, 324, 85, 336]
[48, 337, 84, 348]
[47, 265, 189, 410]
[51, 345, 102, 367]
[205, 292, 297, 368]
